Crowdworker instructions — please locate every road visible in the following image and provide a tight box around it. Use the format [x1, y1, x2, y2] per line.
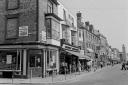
[57, 64, 128, 85]
[11, 64, 128, 85]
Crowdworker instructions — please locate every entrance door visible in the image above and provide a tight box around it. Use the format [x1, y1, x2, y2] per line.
[28, 50, 44, 78]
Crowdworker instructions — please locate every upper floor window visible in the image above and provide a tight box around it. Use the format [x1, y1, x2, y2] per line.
[7, 0, 19, 10]
[46, 18, 60, 40]
[46, 19, 51, 38]
[79, 30, 82, 38]
[6, 16, 18, 39]
[63, 9, 66, 21]
[47, 0, 53, 13]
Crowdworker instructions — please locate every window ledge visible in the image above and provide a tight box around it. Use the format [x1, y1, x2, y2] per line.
[45, 13, 63, 21]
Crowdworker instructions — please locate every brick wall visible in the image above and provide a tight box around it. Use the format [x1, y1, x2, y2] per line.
[0, 0, 38, 44]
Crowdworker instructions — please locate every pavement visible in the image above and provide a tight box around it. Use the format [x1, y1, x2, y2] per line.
[0, 67, 105, 84]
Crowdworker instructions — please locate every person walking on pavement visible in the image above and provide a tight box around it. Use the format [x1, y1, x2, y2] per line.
[78, 61, 81, 74]
[121, 62, 126, 70]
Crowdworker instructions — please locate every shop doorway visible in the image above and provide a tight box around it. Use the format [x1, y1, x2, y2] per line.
[28, 50, 44, 78]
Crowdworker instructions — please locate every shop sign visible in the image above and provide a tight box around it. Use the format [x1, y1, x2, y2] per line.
[62, 44, 79, 52]
[19, 26, 28, 36]
[42, 31, 46, 41]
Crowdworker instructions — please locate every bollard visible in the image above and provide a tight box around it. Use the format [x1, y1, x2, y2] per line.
[30, 69, 32, 83]
[64, 67, 66, 80]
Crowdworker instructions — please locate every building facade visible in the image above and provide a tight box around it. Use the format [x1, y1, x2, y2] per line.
[58, 2, 81, 74]
[77, 12, 101, 68]
[0, 0, 61, 78]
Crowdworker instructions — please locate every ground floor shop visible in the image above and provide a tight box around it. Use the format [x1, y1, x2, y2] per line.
[59, 50, 79, 74]
[0, 43, 59, 78]
[59, 44, 91, 74]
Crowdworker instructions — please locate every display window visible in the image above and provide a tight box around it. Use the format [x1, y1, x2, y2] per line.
[47, 49, 57, 69]
[0, 50, 21, 70]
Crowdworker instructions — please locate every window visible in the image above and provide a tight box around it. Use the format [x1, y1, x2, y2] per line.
[46, 19, 51, 38]
[46, 19, 60, 40]
[7, 0, 19, 10]
[52, 19, 60, 40]
[71, 31, 76, 45]
[47, 0, 53, 13]
[79, 30, 81, 38]
[6, 17, 18, 39]
[0, 51, 21, 70]
[63, 9, 66, 21]
[47, 49, 57, 69]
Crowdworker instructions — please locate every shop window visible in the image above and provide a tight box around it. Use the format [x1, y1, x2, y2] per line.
[0, 51, 21, 70]
[7, 0, 19, 10]
[47, 49, 57, 69]
[6, 17, 18, 39]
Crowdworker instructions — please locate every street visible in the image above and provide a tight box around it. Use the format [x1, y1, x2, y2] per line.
[58, 64, 128, 85]
[13, 64, 128, 85]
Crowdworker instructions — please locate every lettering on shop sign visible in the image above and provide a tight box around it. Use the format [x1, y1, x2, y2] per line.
[62, 44, 79, 51]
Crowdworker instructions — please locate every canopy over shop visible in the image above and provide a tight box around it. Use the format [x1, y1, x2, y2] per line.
[59, 49, 91, 74]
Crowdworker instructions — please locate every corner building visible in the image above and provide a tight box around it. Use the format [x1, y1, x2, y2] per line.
[0, 0, 61, 78]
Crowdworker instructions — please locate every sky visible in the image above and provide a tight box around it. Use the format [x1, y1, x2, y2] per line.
[58, 0, 128, 52]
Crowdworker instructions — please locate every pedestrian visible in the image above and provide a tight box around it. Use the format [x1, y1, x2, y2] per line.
[78, 61, 81, 73]
[100, 62, 103, 69]
[121, 62, 126, 70]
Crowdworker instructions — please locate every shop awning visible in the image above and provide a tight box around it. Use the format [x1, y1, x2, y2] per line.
[87, 48, 94, 53]
[66, 50, 91, 60]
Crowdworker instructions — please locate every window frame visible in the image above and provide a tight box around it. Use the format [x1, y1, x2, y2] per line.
[6, 0, 20, 10]
[5, 14, 19, 39]
[47, 49, 57, 69]
[47, 0, 53, 13]
[46, 18, 60, 41]
[46, 18, 52, 39]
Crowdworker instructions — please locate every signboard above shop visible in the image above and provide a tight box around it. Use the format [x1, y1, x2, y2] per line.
[62, 44, 80, 52]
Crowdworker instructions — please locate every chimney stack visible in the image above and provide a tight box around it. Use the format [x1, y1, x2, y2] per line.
[89, 24, 94, 32]
[77, 12, 82, 23]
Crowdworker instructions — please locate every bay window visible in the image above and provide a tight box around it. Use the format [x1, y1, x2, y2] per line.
[46, 18, 60, 40]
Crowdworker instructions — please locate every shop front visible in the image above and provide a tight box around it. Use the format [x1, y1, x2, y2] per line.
[45, 46, 59, 77]
[0, 43, 46, 78]
[0, 49, 22, 78]
[59, 43, 89, 74]
[0, 43, 59, 78]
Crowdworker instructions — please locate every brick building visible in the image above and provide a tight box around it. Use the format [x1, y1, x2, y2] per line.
[0, 0, 61, 78]
[77, 12, 100, 68]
